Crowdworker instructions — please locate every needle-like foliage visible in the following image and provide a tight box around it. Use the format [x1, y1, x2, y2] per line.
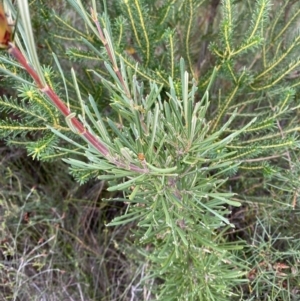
[1, 0, 300, 300]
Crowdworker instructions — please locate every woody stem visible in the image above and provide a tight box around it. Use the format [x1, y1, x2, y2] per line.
[8, 42, 148, 174]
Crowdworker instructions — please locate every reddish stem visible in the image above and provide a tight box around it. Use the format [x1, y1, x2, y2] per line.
[8, 43, 44, 88]
[90, 8, 131, 98]
[7, 42, 148, 173]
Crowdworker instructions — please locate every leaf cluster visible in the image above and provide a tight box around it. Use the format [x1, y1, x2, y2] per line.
[1, 0, 300, 300]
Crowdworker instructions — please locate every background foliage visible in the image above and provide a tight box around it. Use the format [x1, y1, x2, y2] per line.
[1, 0, 300, 300]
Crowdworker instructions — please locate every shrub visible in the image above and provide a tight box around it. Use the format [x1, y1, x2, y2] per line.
[0, 0, 300, 300]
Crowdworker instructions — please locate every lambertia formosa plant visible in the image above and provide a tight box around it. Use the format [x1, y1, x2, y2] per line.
[0, 0, 300, 300]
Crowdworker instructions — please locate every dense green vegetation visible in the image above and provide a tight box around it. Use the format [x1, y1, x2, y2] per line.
[1, 0, 300, 300]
